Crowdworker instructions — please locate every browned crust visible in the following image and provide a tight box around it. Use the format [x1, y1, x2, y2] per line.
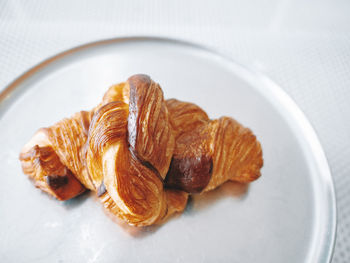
[127, 74, 175, 179]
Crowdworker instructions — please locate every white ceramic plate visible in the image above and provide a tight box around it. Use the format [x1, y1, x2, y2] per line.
[0, 37, 336, 263]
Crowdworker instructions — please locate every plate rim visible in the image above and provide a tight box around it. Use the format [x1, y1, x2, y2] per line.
[0, 36, 337, 262]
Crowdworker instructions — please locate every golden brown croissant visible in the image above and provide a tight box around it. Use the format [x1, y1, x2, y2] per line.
[19, 74, 263, 227]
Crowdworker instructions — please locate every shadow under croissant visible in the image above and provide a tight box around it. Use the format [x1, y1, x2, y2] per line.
[104, 181, 249, 238]
[185, 181, 249, 213]
[59, 181, 249, 238]
[62, 190, 92, 209]
[102, 211, 165, 238]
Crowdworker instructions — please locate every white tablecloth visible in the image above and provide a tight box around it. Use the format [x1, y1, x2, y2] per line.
[1, 0, 349, 262]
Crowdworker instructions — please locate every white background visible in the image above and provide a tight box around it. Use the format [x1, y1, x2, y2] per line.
[0, 0, 349, 262]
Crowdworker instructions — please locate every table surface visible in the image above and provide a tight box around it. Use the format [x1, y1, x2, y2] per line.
[0, 1, 349, 262]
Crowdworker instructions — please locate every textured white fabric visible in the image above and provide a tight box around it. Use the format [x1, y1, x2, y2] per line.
[1, 0, 349, 262]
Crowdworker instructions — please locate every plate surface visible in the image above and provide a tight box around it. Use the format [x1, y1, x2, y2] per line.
[0, 37, 336, 263]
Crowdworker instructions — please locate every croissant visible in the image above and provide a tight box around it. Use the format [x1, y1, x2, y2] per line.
[19, 74, 263, 227]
